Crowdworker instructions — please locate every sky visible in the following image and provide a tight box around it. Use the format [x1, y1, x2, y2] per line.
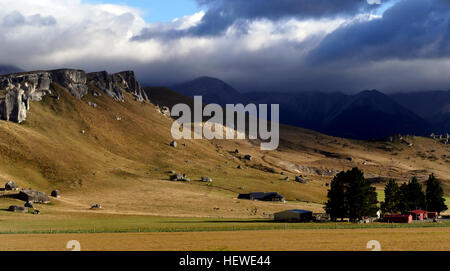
[1, 0, 450, 93]
[83, 0, 201, 22]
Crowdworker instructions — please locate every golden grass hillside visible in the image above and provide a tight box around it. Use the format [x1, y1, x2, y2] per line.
[0, 83, 448, 220]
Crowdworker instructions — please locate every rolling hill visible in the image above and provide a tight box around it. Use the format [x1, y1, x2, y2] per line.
[0, 69, 449, 223]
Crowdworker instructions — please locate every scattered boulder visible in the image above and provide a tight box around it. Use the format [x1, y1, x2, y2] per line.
[168, 170, 176, 174]
[170, 141, 178, 148]
[284, 177, 289, 181]
[160, 106, 170, 116]
[91, 204, 102, 209]
[9, 206, 28, 213]
[170, 174, 190, 182]
[18, 189, 50, 204]
[234, 149, 239, 154]
[237, 165, 243, 169]
[201, 177, 213, 183]
[170, 174, 182, 181]
[295, 176, 309, 184]
[244, 155, 252, 161]
[24, 201, 35, 208]
[51, 190, 61, 198]
[33, 210, 40, 215]
[5, 181, 19, 191]
[87, 101, 97, 108]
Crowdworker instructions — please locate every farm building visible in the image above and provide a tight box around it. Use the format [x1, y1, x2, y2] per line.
[409, 210, 427, 220]
[238, 192, 285, 202]
[274, 209, 313, 222]
[426, 211, 438, 219]
[384, 214, 413, 223]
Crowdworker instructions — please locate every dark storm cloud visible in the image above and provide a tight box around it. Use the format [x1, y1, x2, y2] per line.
[2, 11, 57, 27]
[126, 0, 450, 93]
[307, 0, 450, 64]
[132, 0, 381, 40]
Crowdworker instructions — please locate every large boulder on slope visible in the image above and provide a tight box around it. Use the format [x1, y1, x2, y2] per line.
[5, 181, 19, 191]
[9, 206, 28, 213]
[18, 189, 50, 204]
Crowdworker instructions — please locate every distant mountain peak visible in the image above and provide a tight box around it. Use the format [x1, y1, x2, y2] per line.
[0, 64, 23, 75]
[171, 76, 248, 105]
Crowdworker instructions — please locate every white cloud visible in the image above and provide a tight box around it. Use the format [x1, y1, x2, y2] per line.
[0, 0, 346, 75]
[1, 0, 449, 92]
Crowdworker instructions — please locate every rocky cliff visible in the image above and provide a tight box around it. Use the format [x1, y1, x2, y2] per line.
[0, 69, 149, 123]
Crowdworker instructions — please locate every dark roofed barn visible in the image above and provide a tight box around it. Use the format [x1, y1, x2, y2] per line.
[274, 209, 313, 222]
[238, 192, 285, 202]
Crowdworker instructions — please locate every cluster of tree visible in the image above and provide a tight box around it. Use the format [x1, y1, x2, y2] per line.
[382, 174, 448, 215]
[325, 168, 378, 222]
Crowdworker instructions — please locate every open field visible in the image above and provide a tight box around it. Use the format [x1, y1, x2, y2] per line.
[2, 208, 449, 234]
[1, 227, 449, 251]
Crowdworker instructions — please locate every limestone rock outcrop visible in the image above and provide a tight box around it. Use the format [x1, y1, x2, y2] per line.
[113, 71, 149, 102]
[0, 69, 149, 123]
[87, 71, 124, 102]
[50, 69, 88, 98]
[0, 71, 51, 123]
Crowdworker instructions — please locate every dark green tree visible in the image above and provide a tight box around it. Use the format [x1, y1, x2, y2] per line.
[397, 182, 409, 213]
[381, 179, 400, 214]
[325, 171, 348, 221]
[426, 174, 448, 214]
[398, 177, 426, 212]
[325, 168, 378, 222]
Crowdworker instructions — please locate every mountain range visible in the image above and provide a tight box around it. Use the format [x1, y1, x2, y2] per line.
[172, 77, 450, 140]
[0, 64, 23, 75]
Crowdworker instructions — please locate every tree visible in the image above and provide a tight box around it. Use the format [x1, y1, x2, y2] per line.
[325, 171, 348, 221]
[381, 179, 400, 214]
[426, 174, 448, 214]
[398, 177, 426, 212]
[325, 168, 378, 222]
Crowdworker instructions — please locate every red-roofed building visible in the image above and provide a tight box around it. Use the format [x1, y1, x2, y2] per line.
[409, 210, 427, 220]
[384, 214, 412, 223]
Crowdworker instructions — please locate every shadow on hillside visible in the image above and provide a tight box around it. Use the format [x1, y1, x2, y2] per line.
[0, 193, 20, 200]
